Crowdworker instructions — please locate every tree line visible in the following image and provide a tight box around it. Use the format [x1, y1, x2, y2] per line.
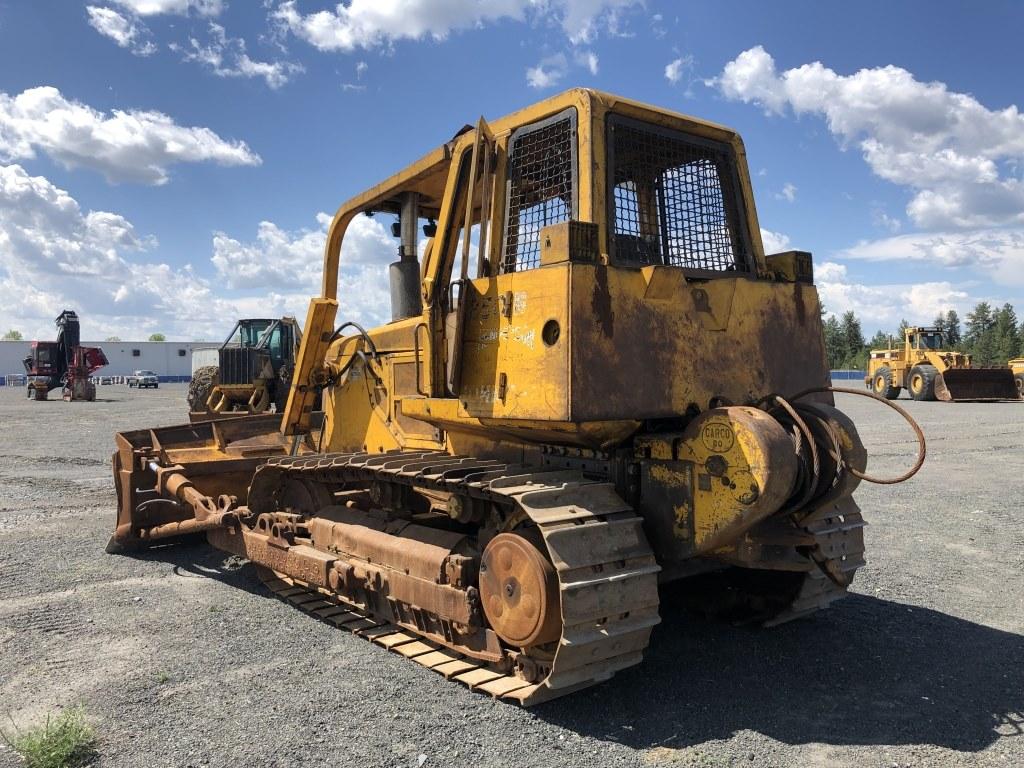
[824, 302, 1023, 370]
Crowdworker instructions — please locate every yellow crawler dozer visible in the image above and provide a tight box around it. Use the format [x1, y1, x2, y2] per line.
[866, 326, 1018, 401]
[107, 90, 923, 705]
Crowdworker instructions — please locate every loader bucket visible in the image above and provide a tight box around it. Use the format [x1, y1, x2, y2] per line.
[934, 368, 1019, 401]
[108, 413, 315, 553]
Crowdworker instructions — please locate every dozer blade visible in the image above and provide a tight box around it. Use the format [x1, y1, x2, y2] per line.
[108, 413, 316, 553]
[935, 368, 1019, 401]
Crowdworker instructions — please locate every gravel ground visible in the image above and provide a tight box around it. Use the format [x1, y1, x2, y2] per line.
[0, 383, 1022, 768]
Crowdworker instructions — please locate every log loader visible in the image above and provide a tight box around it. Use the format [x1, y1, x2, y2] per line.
[23, 310, 108, 401]
[865, 326, 1018, 401]
[106, 90, 925, 705]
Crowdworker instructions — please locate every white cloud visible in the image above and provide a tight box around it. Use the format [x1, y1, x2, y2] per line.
[664, 54, 696, 96]
[838, 228, 1024, 287]
[212, 215, 331, 291]
[872, 207, 901, 233]
[272, 0, 641, 52]
[526, 54, 568, 89]
[759, 227, 790, 254]
[710, 46, 787, 113]
[86, 6, 157, 55]
[180, 23, 304, 89]
[575, 50, 599, 76]
[650, 12, 666, 39]
[212, 212, 397, 327]
[110, 0, 223, 16]
[0, 163, 235, 340]
[0, 163, 398, 340]
[0, 86, 260, 184]
[815, 261, 847, 283]
[814, 259, 971, 329]
[709, 46, 1024, 229]
[776, 182, 796, 203]
[664, 56, 686, 84]
[902, 282, 971, 321]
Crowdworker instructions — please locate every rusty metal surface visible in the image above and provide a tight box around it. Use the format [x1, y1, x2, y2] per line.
[108, 389, 881, 704]
[570, 267, 832, 426]
[479, 532, 560, 646]
[110, 412, 875, 702]
[230, 453, 662, 705]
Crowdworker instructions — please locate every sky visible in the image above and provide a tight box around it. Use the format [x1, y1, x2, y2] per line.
[1, 0, 1022, 341]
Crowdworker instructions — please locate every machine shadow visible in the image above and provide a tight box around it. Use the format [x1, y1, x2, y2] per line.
[534, 587, 1024, 752]
[131, 537, 267, 598]
[125, 540, 1024, 752]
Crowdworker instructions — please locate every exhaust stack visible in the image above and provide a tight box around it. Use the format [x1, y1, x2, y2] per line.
[389, 192, 423, 322]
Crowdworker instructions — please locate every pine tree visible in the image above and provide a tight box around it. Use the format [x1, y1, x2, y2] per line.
[992, 303, 1020, 364]
[965, 302, 993, 343]
[965, 302, 997, 365]
[823, 316, 843, 369]
[839, 311, 866, 369]
[895, 318, 910, 345]
[867, 330, 890, 350]
[944, 309, 962, 348]
[933, 313, 947, 340]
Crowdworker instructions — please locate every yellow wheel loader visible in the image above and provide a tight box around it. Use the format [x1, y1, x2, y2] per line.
[107, 90, 924, 705]
[1010, 358, 1024, 398]
[865, 326, 1017, 401]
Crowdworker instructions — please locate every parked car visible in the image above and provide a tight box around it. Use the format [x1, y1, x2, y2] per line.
[127, 370, 159, 389]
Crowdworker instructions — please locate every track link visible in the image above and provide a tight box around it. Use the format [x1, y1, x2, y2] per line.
[765, 496, 866, 626]
[249, 451, 662, 705]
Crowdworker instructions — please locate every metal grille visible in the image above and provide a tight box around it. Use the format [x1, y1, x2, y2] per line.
[609, 118, 748, 273]
[219, 347, 262, 385]
[501, 111, 576, 272]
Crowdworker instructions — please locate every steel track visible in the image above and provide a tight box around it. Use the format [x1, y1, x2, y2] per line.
[247, 449, 864, 702]
[249, 451, 661, 704]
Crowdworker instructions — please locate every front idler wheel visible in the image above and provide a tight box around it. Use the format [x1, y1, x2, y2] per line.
[479, 532, 561, 649]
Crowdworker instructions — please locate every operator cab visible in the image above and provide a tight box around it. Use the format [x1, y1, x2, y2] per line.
[909, 327, 944, 350]
[300, 89, 825, 443]
[23, 341, 59, 377]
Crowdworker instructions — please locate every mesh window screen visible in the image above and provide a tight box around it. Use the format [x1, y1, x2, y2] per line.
[501, 110, 576, 273]
[609, 117, 749, 273]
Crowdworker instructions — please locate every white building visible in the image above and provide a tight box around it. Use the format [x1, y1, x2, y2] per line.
[0, 340, 217, 385]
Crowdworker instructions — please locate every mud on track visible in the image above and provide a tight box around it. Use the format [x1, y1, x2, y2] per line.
[1, 384, 1022, 767]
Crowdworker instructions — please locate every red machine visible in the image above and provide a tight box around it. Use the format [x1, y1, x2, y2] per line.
[23, 310, 109, 401]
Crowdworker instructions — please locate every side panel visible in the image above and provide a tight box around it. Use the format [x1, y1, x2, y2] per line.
[457, 266, 570, 421]
[569, 264, 830, 421]
[324, 352, 443, 453]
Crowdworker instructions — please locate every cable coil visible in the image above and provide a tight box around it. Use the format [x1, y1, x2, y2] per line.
[758, 386, 926, 519]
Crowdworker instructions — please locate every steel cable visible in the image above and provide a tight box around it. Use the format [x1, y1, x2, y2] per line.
[788, 386, 927, 485]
